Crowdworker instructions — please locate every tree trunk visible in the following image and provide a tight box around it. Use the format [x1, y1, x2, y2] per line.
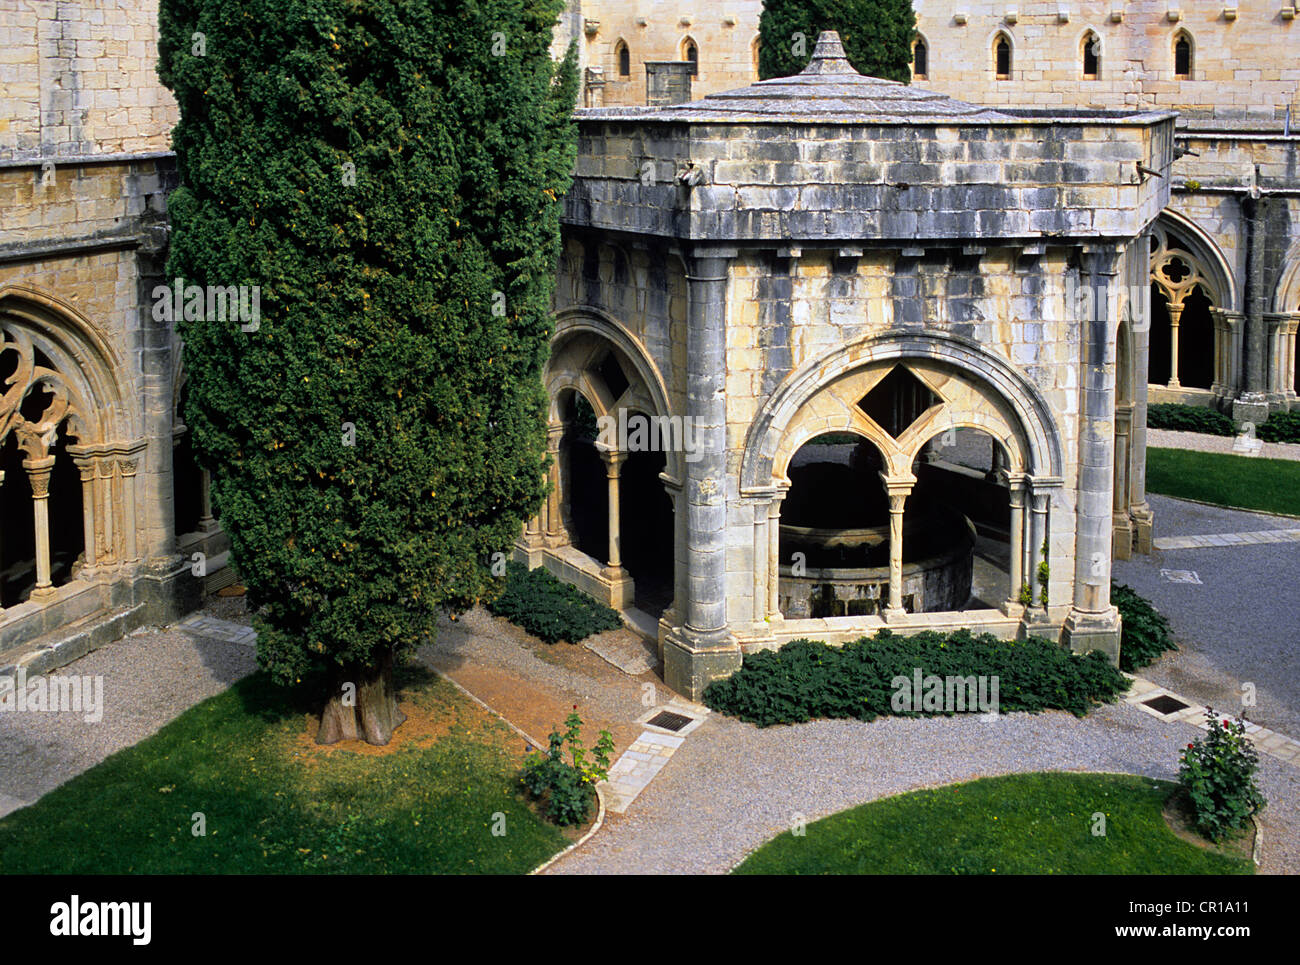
[316, 649, 407, 746]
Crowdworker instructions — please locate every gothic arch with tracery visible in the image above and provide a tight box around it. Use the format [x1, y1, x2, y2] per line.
[0, 286, 145, 603]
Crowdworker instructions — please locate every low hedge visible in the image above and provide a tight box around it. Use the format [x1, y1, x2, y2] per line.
[486, 562, 622, 644]
[1112, 581, 1177, 672]
[702, 629, 1127, 727]
[1256, 411, 1300, 444]
[1146, 403, 1236, 437]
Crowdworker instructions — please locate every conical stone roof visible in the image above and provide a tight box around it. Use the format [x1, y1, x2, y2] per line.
[593, 31, 1013, 124]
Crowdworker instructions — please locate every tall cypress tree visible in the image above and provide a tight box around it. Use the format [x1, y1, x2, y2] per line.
[758, 0, 916, 81]
[157, 0, 578, 743]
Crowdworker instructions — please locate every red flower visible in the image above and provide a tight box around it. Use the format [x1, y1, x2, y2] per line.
[1187, 743, 1195, 749]
[1223, 719, 1230, 727]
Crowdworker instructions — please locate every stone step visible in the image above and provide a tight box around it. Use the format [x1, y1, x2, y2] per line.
[0, 603, 146, 679]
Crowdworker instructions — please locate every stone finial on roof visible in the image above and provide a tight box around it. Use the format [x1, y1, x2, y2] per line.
[800, 30, 859, 75]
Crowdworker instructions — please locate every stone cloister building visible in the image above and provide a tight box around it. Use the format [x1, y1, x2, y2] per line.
[517, 32, 1173, 696]
[562, 0, 1300, 426]
[0, 0, 1289, 694]
[0, 0, 221, 674]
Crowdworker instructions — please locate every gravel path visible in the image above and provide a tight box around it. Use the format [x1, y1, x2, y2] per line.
[0, 608, 256, 820]
[1114, 493, 1300, 738]
[545, 702, 1300, 875]
[1148, 428, 1300, 461]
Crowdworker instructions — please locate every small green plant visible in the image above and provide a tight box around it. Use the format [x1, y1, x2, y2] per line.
[1018, 582, 1033, 607]
[520, 710, 614, 826]
[1178, 708, 1266, 842]
[1112, 581, 1177, 671]
[1184, 179, 1202, 193]
[1037, 546, 1050, 607]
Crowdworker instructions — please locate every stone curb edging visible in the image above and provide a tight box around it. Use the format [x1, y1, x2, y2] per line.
[1251, 813, 1264, 867]
[427, 671, 607, 875]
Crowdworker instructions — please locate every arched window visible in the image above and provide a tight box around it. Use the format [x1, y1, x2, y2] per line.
[1174, 33, 1192, 78]
[682, 37, 698, 77]
[615, 39, 630, 77]
[1082, 31, 1100, 78]
[913, 35, 929, 79]
[751, 35, 761, 78]
[994, 33, 1012, 79]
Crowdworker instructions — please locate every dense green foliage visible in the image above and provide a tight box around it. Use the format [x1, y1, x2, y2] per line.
[0, 670, 567, 873]
[157, 1, 578, 687]
[702, 630, 1127, 727]
[733, 773, 1253, 875]
[1112, 582, 1176, 672]
[488, 562, 622, 643]
[1179, 709, 1266, 842]
[1146, 403, 1237, 436]
[520, 712, 614, 826]
[757, 0, 915, 81]
[1257, 410, 1300, 443]
[1147, 447, 1300, 516]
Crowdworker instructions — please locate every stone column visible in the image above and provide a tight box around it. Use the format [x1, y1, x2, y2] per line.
[1006, 472, 1027, 610]
[663, 245, 741, 699]
[1028, 486, 1050, 609]
[1063, 248, 1121, 662]
[198, 468, 218, 533]
[1166, 302, 1183, 388]
[543, 423, 564, 545]
[600, 447, 626, 577]
[1112, 403, 1134, 560]
[24, 455, 57, 599]
[97, 459, 115, 563]
[119, 458, 139, 563]
[880, 473, 916, 619]
[1234, 194, 1271, 424]
[74, 456, 97, 570]
[767, 487, 787, 621]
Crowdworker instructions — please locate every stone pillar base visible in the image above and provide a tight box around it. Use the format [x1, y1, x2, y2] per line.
[1061, 606, 1122, 666]
[1112, 513, 1135, 561]
[1131, 504, 1154, 555]
[1018, 607, 1055, 640]
[662, 624, 742, 701]
[1232, 393, 1271, 426]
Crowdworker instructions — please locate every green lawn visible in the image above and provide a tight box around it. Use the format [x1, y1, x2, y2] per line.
[0, 667, 568, 874]
[733, 772, 1253, 875]
[1146, 446, 1300, 517]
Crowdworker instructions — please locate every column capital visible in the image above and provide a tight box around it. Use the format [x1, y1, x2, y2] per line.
[878, 472, 917, 497]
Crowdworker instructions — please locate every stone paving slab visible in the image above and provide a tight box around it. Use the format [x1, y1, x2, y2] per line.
[1154, 528, 1300, 551]
[583, 629, 658, 676]
[177, 613, 257, 647]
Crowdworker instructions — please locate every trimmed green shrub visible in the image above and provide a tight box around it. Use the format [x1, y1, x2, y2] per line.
[1146, 403, 1236, 436]
[1112, 581, 1177, 672]
[758, 0, 915, 82]
[1256, 411, 1300, 444]
[702, 629, 1127, 727]
[488, 562, 622, 644]
[1178, 708, 1266, 842]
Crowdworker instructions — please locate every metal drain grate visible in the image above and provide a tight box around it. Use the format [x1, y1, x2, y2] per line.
[647, 710, 694, 732]
[1143, 694, 1190, 715]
